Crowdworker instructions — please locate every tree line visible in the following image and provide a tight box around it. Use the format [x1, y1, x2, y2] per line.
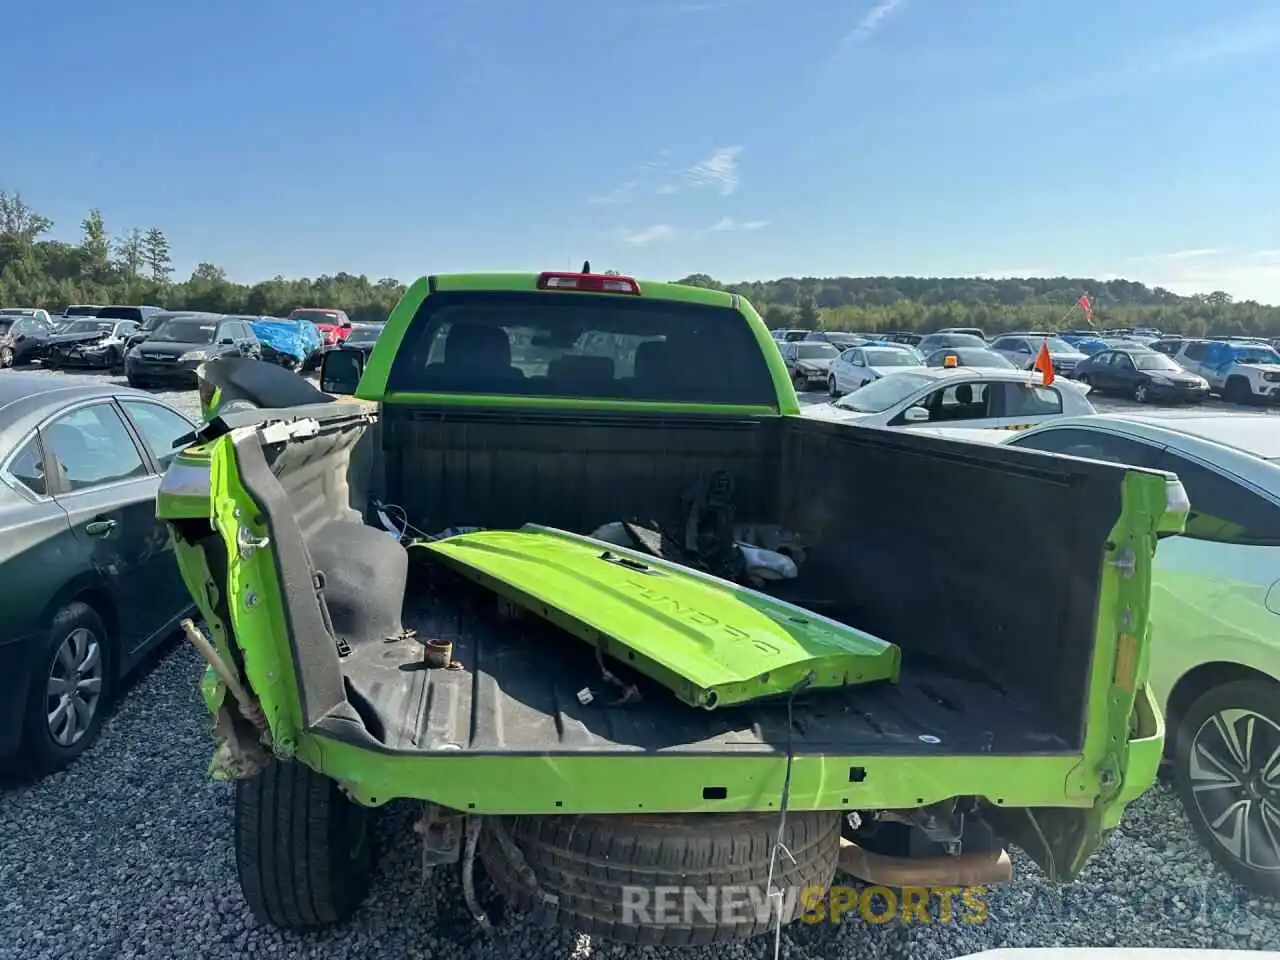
[3, 190, 1278, 337]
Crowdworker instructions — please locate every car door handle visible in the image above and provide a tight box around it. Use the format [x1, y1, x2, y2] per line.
[85, 518, 117, 537]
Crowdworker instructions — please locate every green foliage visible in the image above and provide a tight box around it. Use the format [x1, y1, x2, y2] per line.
[674, 275, 1280, 338]
[3, 190, 1277, 337]
[0, 193, 405, 323]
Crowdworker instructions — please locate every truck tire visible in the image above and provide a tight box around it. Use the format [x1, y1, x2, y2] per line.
[1172, 679, 1280, 898]
[480, 811, 842, 945]
[234, 759, 376, 930]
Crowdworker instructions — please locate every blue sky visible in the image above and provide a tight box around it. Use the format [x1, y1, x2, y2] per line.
[6, 0, 1280, 301]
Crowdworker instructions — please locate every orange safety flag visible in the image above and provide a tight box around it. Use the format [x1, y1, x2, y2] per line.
[1077, 294, 1094, 326]
[1033, 342, 1055, 386]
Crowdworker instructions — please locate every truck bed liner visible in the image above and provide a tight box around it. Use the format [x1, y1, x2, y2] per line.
[327, 567, 1072, 757]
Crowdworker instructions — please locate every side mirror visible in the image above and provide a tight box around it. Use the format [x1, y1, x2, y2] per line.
[320, 348, 363, 395]
[903, 406, 931, 423]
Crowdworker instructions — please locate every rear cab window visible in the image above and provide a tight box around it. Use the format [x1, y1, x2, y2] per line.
[385, 291, 779, 406]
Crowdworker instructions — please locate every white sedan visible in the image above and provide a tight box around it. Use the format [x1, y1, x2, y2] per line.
[826, 344, 926, 397]
[804, 367, 1096, 431]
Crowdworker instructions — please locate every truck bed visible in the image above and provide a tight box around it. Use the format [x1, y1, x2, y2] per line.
[332, 566, 1072, 757]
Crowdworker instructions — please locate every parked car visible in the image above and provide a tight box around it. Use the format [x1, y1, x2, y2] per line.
[770, 328, 811, 343]
[41, 318, 140, 371]
[0, 375, 196, 773]
[123, 310, 221, 354]
[125, 314, 261, 388]
[0, 307, 53, 327]
[288, 307, 353, 348]
[922, 347, 1015, 369]
[993, 413, 1280, 896]
[1073, 348, 1209, 404]
[915, 332, 987, 356]
[804, 330, 868, 351]
[0, 311, 57, 367]
[59, 305, 103, 320]
[806, 367, 1095, 430]
[878, 330, 924, 346]
[934, 326, 986, 341]
[988, 334, 1087, 375]
[242, 317, 320, 371]
[778, 340, 840, 391]
[827, 344, 926, 397]
[330, 322, 383, 363]
[1171, 338, 1280, 405]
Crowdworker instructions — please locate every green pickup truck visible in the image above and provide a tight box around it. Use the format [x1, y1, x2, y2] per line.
[158, 270, 1186, 944]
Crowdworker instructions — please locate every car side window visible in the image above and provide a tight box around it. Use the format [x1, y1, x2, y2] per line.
[848, 349, 863, 365]
[999, 383, 1063, 417]
[119, 400, 194, 471]
[1182, 342, 1208, 361]
[991, 338, 1012, 351]
[1011, 428, 1162, 467]
[1154, 452, 1280, 545]
[1114, 354, 1135, 370]
[8, 435, 48, 496]
[915, 382, 990, 422]
[42, 403, 148, 493]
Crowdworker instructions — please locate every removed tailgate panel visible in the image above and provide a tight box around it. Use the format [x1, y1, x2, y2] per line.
[419, 524, 901, 709]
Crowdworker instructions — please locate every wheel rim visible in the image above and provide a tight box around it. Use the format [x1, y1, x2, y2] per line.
[1188, 707, 1280, 872]
[46, 626, 104, 747]
[1135, 385, 1147, 402]
[1, 348, 12, 367]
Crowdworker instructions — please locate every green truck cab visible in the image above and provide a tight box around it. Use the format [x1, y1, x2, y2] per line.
[158, 270, 1186, 943]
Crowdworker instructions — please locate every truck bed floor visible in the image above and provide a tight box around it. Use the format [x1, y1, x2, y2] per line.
[334, 567, 1073, 757]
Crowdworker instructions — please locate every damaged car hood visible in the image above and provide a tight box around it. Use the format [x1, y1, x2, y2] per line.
[420, 523, 901, 710]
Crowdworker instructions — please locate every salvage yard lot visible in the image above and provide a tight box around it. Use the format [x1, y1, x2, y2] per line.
[2, 367, 1278, 960]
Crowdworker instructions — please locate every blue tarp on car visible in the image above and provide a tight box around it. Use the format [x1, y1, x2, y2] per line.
[250, 318, 320, 365]
[1203, 340, 1280, 376]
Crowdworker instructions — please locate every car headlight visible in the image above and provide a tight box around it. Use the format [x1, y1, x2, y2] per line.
[180, 349, 211, 361]
[1148, 374, 1172, 385]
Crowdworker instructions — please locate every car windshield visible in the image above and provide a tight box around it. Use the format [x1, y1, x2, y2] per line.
[864, 348, 916, 366]
[347, 326, 381, 343]
[929, 333, 986, 348]
[64, 305, 100, 317]
[930, 348, 1014, 368]
[153, 319, 218, 343]
[387, 291, 778, 404]
[795, 343, 839, 359]
[1133, 353, 1182, 371]
[95, 306, 141, 321]
[1043, 337, 1076, 353]
[66, 319, 113, 334]
[294, 309, 342, 325]
[834, 373, 933, 413]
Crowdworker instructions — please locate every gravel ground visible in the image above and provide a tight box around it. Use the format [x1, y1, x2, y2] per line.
[2, 367, 1278, 959]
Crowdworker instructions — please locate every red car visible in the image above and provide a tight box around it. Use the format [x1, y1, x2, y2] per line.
[288, 308, 352, 347]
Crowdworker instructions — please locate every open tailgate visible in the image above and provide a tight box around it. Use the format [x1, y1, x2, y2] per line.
[419, 523, 901, 709]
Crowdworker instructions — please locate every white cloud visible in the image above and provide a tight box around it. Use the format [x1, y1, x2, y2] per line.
[587, 181, 637, 205]
[1128, 248, 1226, 263]
[1024, 13, 1280, 105]
[708, 217, 769, 232]
[1144, 258, 1280, 305]
[621, 224, 677, 246]
[831, 0, 907, 63]
[680, 146, 743, 196]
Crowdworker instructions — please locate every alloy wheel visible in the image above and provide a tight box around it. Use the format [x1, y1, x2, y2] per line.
[1135, 383, 1149, 403]
[0, 346, 13, 368]
[1188, 707, 1280, 873]
[46, 626, 104, 747]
